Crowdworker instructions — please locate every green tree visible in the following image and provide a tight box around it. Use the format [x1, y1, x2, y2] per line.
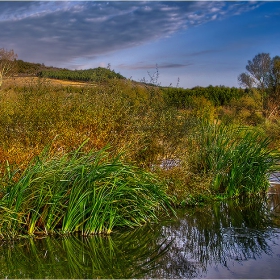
[238, 53, 280, 116]
[238, 53, 271, 91]
[269, 55, 280, 99]
[238, 72, 254, 89]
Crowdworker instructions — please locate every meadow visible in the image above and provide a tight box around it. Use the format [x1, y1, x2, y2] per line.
[0, 73, 279, 238]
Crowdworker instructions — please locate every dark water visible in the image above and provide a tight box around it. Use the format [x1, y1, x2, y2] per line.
[0, 185, 280, 279]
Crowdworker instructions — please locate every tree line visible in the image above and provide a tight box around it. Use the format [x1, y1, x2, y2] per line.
[163, 85, 244, 109]
[38, 67, 125, 83]
[1, 48, 280, 107]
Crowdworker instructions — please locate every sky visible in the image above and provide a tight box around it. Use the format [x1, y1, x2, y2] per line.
[0, 1, 280, 88]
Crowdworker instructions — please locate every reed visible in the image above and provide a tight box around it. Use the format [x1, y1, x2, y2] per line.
[190, 120, 279, 196]
[0, 144, 173, 239]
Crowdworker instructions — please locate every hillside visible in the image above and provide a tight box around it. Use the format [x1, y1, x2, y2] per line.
[15, 59, 125, 83]
[15, 59, 62, 76]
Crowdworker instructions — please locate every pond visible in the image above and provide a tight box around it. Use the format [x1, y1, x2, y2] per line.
[0, 184, 279, 279]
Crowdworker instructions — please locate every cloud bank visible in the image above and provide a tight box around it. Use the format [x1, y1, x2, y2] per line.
[0, 1, 261, 68]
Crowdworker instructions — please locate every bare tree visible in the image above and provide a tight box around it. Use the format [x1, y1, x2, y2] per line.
[0, 48, 18, 88]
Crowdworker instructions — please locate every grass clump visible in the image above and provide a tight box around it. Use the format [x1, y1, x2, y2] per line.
[0, 143, 173, 239]
[189, 121, 280, 197]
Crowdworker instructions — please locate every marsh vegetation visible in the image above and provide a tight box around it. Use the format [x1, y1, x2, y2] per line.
[0, 53, 279, 238]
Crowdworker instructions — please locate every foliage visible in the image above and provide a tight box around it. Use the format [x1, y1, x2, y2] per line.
[163, 85, 244, 109]
[238, 53, 280, 114]
[38, 67, 125, 83]
[15, 60, 58, 76]
[219, 89, 264, 125]
[270, 55, 280, 99]
[0, 77, 190, 171]
[238, 53, 272, 90]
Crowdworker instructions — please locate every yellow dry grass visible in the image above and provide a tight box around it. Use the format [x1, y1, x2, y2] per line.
[3, 76, 90, 88]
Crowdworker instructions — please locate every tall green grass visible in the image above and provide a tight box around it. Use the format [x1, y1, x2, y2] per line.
[190, 121, 280, 196]
[0, 144, 173, 239]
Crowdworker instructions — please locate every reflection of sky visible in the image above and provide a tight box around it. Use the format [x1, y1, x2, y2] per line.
[157, 203, 280, 279]
[205, 231, 280, 279]
[0, 1, 280, 88]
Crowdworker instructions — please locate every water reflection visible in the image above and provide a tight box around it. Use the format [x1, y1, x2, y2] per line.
[151, 194, 280, 278]
[0, 226, 171, 279]
[268, 183, 280, 227]
[0, 188, 279, 279]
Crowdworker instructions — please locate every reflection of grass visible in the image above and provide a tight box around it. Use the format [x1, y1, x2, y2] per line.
[0, 144, 173, 239]
[0, 225, 172, 279]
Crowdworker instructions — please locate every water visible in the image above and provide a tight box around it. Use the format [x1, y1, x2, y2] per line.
[0, 186, 280, 279]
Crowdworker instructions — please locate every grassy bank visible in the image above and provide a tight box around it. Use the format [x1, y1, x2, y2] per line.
[0, 76, 279, 238]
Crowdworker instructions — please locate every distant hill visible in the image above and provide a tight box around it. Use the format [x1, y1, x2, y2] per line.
[39, 67, 125, 83]
[15, 59, 125, 83]
[15, 59, 61, 76]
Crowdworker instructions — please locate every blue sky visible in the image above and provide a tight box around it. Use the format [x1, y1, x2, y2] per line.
[0, 1, 279, 88]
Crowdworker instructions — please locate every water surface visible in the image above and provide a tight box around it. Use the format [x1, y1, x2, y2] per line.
[0, 185, 279, 279]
